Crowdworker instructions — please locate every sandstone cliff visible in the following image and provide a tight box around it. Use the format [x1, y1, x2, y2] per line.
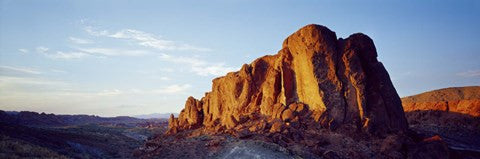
[168, 24, 408, 136]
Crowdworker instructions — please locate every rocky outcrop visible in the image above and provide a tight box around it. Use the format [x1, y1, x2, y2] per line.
[402, 86, 480, 117]
[167, 24, 408, 135]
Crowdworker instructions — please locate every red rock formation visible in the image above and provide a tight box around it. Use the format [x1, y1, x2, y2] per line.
[167, 24, 408, 135]
[402, 86, 480, 117]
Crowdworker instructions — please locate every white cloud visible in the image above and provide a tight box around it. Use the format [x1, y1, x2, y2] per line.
[97, 89, 123, 96]
[85, 27, 210, 52]
[109, 29, 175, 50]
[34, 46, 148, 59]
[159, 54, 236, 76]
[36, 46, 49, 54]
[192, 63, 236, 76]
[164, 56, 207, 66]
[457, 70, 480, 77]
[0, 65, 42, 75]
[69, 37, 93, 44]
[0, 76, 67, 87]
[77, 47, 149, 56]
[45, 51, 91, 59]
[34, 45, 90, 59]
[84, 26, 109, 36]
[153, 84, 191, 94]
[80, 24, 234, 76]
[18, 49, 29, 53]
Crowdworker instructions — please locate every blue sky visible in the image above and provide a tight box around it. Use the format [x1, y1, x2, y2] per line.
[0, 0, 479, 116]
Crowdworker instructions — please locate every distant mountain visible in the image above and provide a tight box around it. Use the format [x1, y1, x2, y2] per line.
[402, 86, 480, 102]
[133, 113, 178, 119]
[0, 110, 157, 127]
[402, 86, 480, 117]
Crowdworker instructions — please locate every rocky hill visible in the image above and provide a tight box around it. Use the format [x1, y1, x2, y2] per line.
[137, 24, 463, 158]
[0, 110, 150, 127]
[402, 86, 480, 117]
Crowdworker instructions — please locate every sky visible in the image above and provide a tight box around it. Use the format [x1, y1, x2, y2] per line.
[0, 0, 479, 117]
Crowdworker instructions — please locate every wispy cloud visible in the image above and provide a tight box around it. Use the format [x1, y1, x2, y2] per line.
[97, 89, 123, 96]
[191, 63, 236, 76]
[85, 27, 210, 52]
[0, 76, 67, 87]
[79, 24, 236, 76]
[34, 46, 93, 60]
[109, 29, 176, 50]
[457, 70, 480, 77]
[0, 65, 42, 75]
[32, 45, 148, 59]
[159, 54, 236, 76]
[36, 46, 49, 54]
[153, 84, 191, 94]
[69, 37, 93, 44]
[45, 51, 91, 60]
[18, 49, 28, 53]
[84, 26, 109, 36]
[77, 47, 149, 56]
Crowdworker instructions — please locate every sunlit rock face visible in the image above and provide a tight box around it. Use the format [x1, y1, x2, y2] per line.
[167, 24, 408, 135]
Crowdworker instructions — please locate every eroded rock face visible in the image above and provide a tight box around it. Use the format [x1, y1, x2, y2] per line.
[167, 24, 408, 135]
